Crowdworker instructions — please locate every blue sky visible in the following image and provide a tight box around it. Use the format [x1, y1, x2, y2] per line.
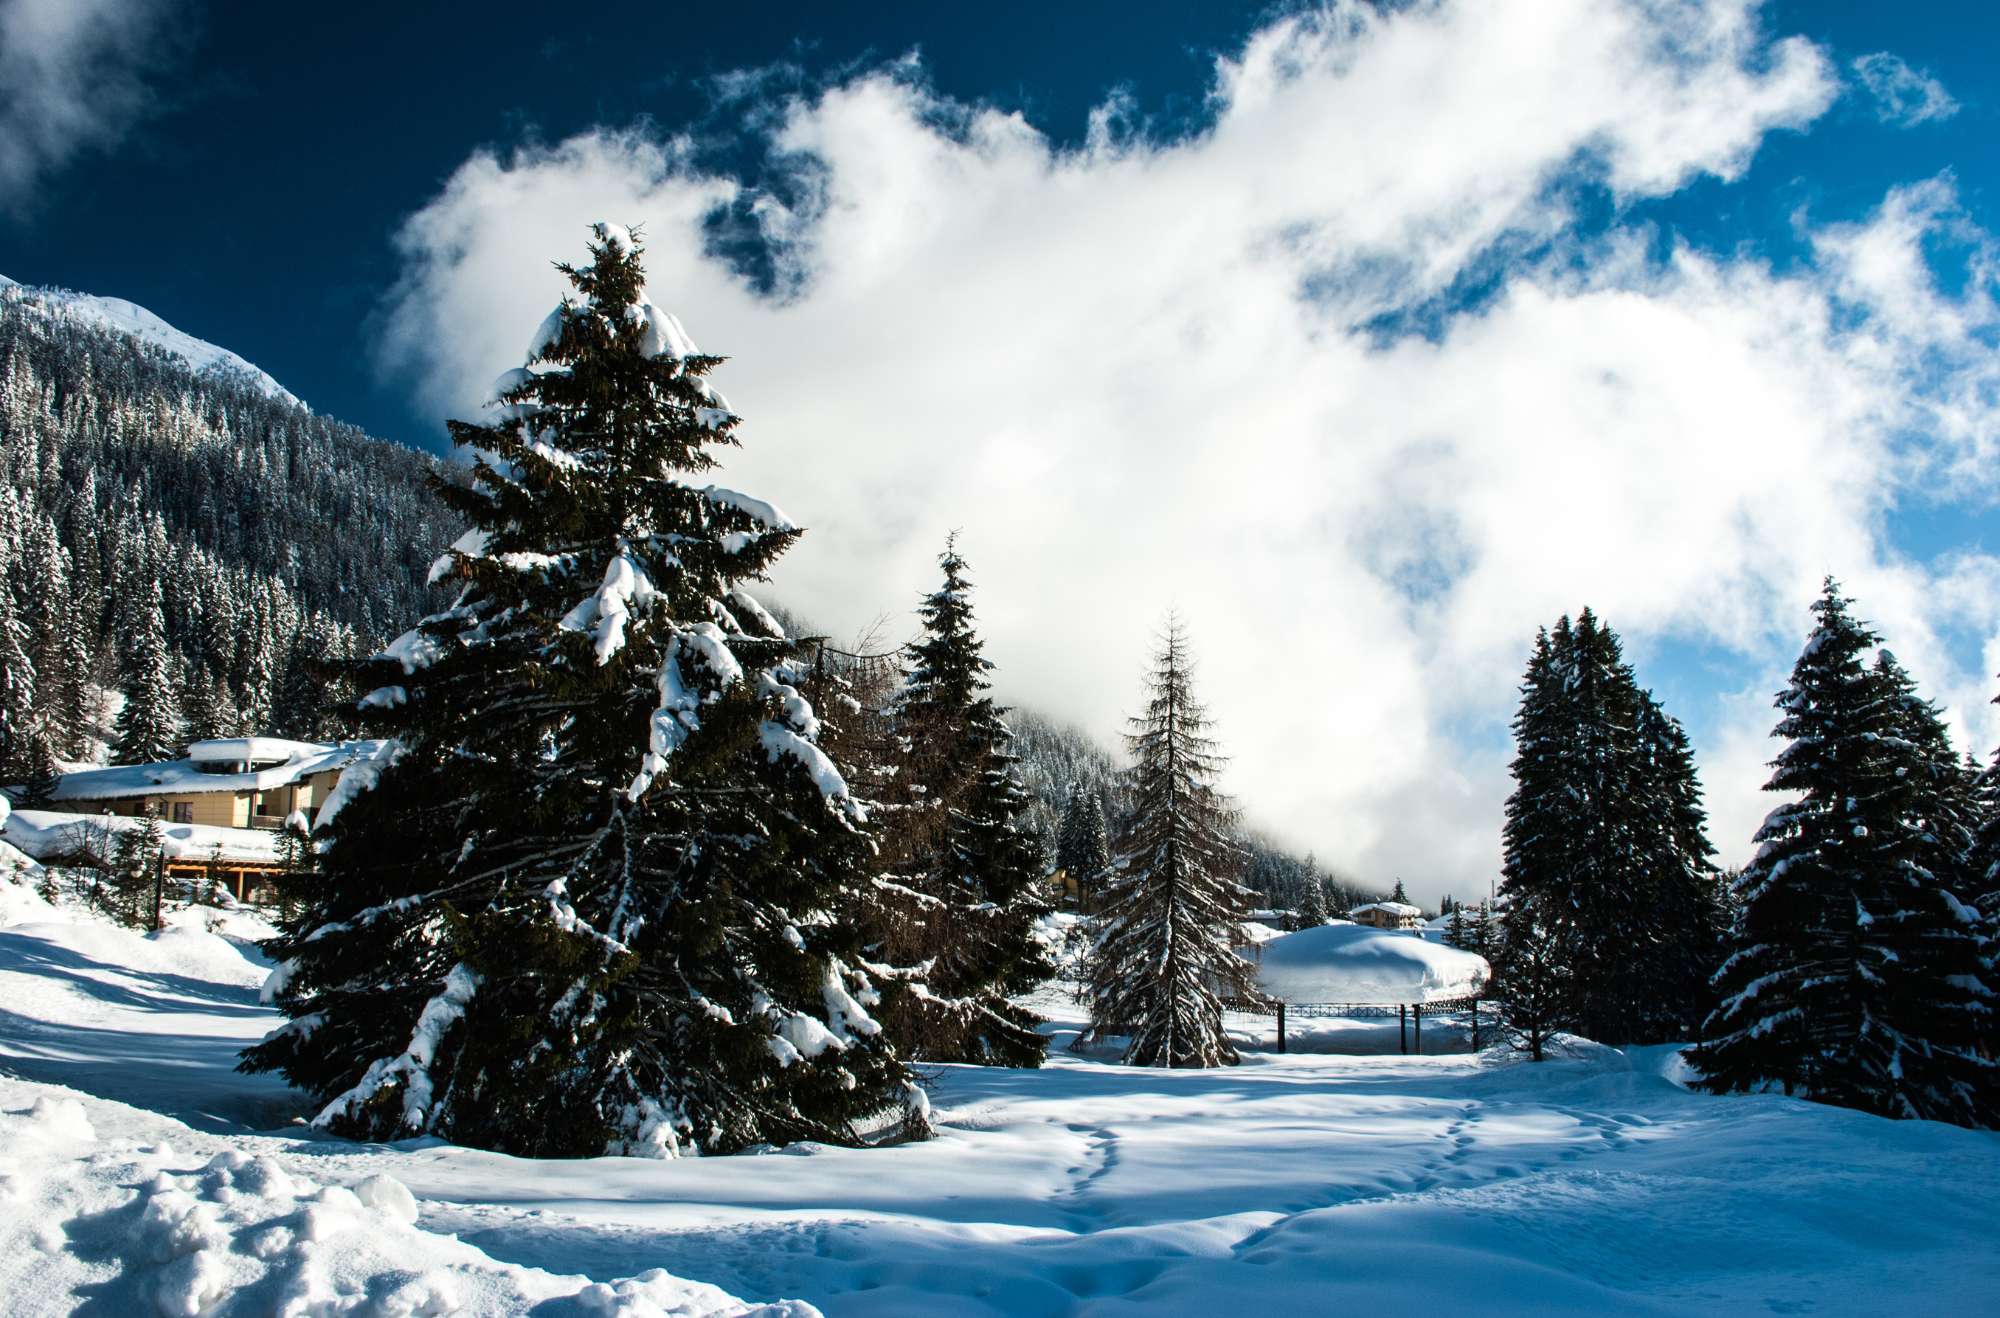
[2, 2, 1990, 452]
[3, 0, 1998, 896]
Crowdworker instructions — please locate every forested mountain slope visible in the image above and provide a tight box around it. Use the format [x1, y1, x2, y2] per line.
[0, 284, 455, 770]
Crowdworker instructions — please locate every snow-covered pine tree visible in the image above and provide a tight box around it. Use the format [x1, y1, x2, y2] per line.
[15, 725, 63, 806]
[871, 539, 1052, 1067]
[1631, 695, 1727, 1039]
[17, 518, 77, 754]
[1548, 611, 1654, 1040]
[1467, 898, 1496, 963]
[1293, 872, 1329, 930]
[178, 666, 236, 749]
[110, 806, 163, 929]
[1390, 878, 1409, 905]
[113, 579, 181, 764]
[1086, 616, 1256, 1067]
[0, 572, 37, 783]
[244, 224, 918, 1157]
[1693, 582, 1997, 1127]
[53, 589, 93, 760]
[1496, 901, 1571, 1061]
[1498, 611, 1719, 1045]
[270, 630, 324, 742]
[1057, 783, 1111, 912]
[1496, 625, 1579, 1048]
[273, 811, 315, 924]
[1444, 904, 1470, 950]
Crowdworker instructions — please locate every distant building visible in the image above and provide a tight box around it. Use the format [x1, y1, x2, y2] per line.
[6, 738, 380, 900]
[46, 738, 367, 830]
[1348, 901, 1424, 931]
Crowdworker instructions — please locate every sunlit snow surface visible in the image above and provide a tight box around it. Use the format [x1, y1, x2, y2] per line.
[1253, 923, 1490, 1004]
[0, 277, 301, 408]
[2, 878, 1996, 1315]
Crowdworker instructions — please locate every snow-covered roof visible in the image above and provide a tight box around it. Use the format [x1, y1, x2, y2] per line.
[186, 738, 327, 766]
[1349, 901, 1424, 918]
[4, 809, 283, 867]
[1250, 923, 1490, 1005]
[43, 741, 382, 804]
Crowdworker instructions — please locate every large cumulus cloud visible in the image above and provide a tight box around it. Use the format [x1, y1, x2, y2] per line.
[376, 0, 2000, 900]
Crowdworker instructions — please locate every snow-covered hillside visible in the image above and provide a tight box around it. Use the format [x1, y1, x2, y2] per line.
[2, 878, 1997, 1315]
[0, 273, 301, 408]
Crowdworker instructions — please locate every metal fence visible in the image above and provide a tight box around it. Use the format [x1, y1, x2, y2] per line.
[1221, 995, 1486, 1054]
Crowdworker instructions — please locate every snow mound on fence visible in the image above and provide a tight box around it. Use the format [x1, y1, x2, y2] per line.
[1251, 923, 1489, 1005]
[0, 1089, 818, 1317]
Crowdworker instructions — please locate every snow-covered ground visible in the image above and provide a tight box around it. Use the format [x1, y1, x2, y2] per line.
[3, 880, 1997, 1315]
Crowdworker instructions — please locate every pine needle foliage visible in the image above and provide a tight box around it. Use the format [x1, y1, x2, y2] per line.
[1498, 610, 1722, 1046]
[1693, 580, 1997, 1127]
[1057, 784, 1112, 913]
[113, 578, 182, 765]
[1292, 873, 1329, 930]
[1086, 616, 1256, 1067]
[243, 225, 918, 1157]
[1963, 675, 2000, 923]
[870, 539, 1052, 1067]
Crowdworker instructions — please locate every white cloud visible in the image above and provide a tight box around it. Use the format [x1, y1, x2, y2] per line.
[376, 0, 2000, 901]
[1852, 52, 1959, 127]
[0, 0, 180, 205]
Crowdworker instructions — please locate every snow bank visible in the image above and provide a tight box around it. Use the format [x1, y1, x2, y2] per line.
[0, 869, 58, 928]
[5, 807, 284, 868]
[1251, 923, 1489, 1004]
[6, 878, 2000, 1316]
[0, 1085, 815, 1317]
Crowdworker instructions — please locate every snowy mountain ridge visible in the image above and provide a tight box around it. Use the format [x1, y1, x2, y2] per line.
[0, 273, 302, 409]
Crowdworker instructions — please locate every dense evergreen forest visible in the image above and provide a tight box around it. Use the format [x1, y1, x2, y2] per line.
[0, 287, 455, 774]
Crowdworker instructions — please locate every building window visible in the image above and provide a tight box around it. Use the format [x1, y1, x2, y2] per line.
[172, 802, 194, 824]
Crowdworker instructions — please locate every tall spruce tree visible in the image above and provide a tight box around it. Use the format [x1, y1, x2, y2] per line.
[1632, 696, 1728, 1038]
[1086, 617, 1256, 1067]
[1443, 904, 1470, 951]
[270, 630, 325, 742]
[243, 224, 919, 1157]
[1693, 582, 1997, 1127]
[113, 579, 182, 764]
[1495, 901, 1571, 1061]
[1293, 872, 1329, 929]
[871, 539, 1052, 1067]
[1498, 610, 1720, 1045]
[15, 725, 63, 806]
[1057, 783, 1111, 912]
[0, 578, 36, 783]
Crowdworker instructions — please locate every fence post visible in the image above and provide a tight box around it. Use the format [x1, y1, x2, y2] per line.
[1471, 999, 1479, 1051]
[1399, 1003, 1407, 1054]
[1414, 1003, 1422, 1055]
[152, 848, 165, 933]
[1277, 1003, 1287, 1055]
